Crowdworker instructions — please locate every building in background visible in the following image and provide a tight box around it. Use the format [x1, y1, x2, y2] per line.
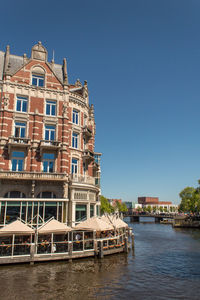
[0, 42, 101, 227]
[108, 199, 122, 208]
[124, 201, 133, 209]
[136, 197, 178, 212]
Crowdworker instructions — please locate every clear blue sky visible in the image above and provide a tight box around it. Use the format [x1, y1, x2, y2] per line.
[1, 0, 200, 204]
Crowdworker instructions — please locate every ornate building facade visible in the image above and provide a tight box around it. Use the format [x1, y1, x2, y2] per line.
[0, 42, 101, 227]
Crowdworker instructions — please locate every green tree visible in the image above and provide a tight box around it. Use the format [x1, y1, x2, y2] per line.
[100, 196, 114, 214]
[115, 201, 128, 212]
[143, 206, 147, 212]
[179, 187, 200, 213]
[159, 206, 163, 213]
[136, 206, 142, 213]
[146, 205, 152, 213]
[121, 203, 128, 212]
[164, 207, 168, 213]
[153, 206, 157, 213]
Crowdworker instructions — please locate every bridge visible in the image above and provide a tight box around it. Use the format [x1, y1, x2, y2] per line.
[125, 213, 175, 223]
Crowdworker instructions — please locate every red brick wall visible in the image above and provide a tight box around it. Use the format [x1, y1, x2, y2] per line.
[138, 197, 159, 204]
[0, 59, 96, 178]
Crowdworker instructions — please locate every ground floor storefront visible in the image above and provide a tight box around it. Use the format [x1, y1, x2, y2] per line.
[0, 199, 101, 227]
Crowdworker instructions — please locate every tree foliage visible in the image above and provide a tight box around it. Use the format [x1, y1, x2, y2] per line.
[100, 196, 114, 214]
[115, 200, 128, 212]
[179, 186, 200, 213]
[146, 205, 152, 213]
[100, 196, 128, 214]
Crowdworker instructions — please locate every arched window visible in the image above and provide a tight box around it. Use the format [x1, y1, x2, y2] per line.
[37, 192, 56, 198]
[31, 66, 45, 87]
[4, 191, 26, 198]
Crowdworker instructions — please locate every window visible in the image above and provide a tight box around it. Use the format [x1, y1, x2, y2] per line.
[84, 115, 87, 126]
[71, 159, 78, 174]
[75, 205, 87, 222]
[96, 205, 100, 216]
[16, 96, 28, 112]
[72, 109, 79, 124]
[90, 204, 94, 218]
[37, 192, 56, 198]
[32, 74, 44, 87]
[4, 191, 25, 198]
[43, 153, 55, 173]
[72, 132, 78, 149]
[14, 122, 26, 138]
[45, 125, 56, 141]
[11, 151, 24, 171]
[83, 138, 86, 150]
[83, 162, 86, 175]
[46, 100, 56, 116]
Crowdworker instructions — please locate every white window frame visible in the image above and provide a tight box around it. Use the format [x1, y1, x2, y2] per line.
[72, 132, 79, 149]
[72, 109, 79, 125]
[14, 122, 26, 138]
[44, 125, 56, 141]
[16, 96, 28, 113]
[71, 158, 78, 174]
[32, 74, 45, 87]
[46, 100, 56, 116]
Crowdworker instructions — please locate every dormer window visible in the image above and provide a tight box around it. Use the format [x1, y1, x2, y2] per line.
[31, 66, 45, 87]
[32, 74, 44, 87]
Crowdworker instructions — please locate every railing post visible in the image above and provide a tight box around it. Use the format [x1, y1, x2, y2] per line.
[131, 233, 135, 249]
[30, 243, 35, 265]
[98, 240, 104, 259]
[93, 230, 97, 256]
[124, 237, 128, 253]
[68, 241, 72, 262]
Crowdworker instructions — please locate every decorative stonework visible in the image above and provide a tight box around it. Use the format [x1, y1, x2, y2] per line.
[31, 41, 47, 62]
[75, 79, 82, 87]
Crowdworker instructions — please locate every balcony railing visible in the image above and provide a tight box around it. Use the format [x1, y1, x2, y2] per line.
[70, 174, 96, 186]
[0, 171, 68, 181]
[82, 126, 92, 138]
[82, 149, 94, 162]
[8, 137, 31, 153]
[40, 140, 61, 153]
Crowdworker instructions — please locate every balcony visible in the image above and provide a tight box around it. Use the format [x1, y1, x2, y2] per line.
[82, 126, 92, 138]
[8, 137, 31, 154]
[0, 171, 68, 181]
[70, 174, 95, 186]
[40, 140, 61, 154]
[82, 149, 94, 162]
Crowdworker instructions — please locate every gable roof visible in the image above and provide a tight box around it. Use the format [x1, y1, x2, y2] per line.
[0, 49, 65, 84]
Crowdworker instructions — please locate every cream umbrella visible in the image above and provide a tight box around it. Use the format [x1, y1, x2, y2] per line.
[38, 219, 72, 234]
[101, 215, 128, 229]
[111, 215, 128, 228]
[75, 216, 114, 231]
[0, 220, 34, 235]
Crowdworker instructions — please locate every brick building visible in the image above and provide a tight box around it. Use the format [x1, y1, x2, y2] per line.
[0, 42, 101, 227]
[136, 197, 177, 212]
[138, 197, 159, 205]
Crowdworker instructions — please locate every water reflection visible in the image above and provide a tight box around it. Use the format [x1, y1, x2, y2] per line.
[0, 222, 200, 299]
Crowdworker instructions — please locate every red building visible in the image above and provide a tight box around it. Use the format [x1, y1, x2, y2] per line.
[137, 197, 176, 212]
[0, 42, 101, 227]
[138, 197, 159, 205]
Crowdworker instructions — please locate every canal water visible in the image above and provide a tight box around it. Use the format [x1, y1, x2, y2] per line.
[0, 218, 200, 300]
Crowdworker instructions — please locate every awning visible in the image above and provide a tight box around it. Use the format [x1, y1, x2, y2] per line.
[0, 220, 34, 235]
[38, 219, 72, 234]
[75, 216, 114, 231]
[101, 215, 128, 229]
